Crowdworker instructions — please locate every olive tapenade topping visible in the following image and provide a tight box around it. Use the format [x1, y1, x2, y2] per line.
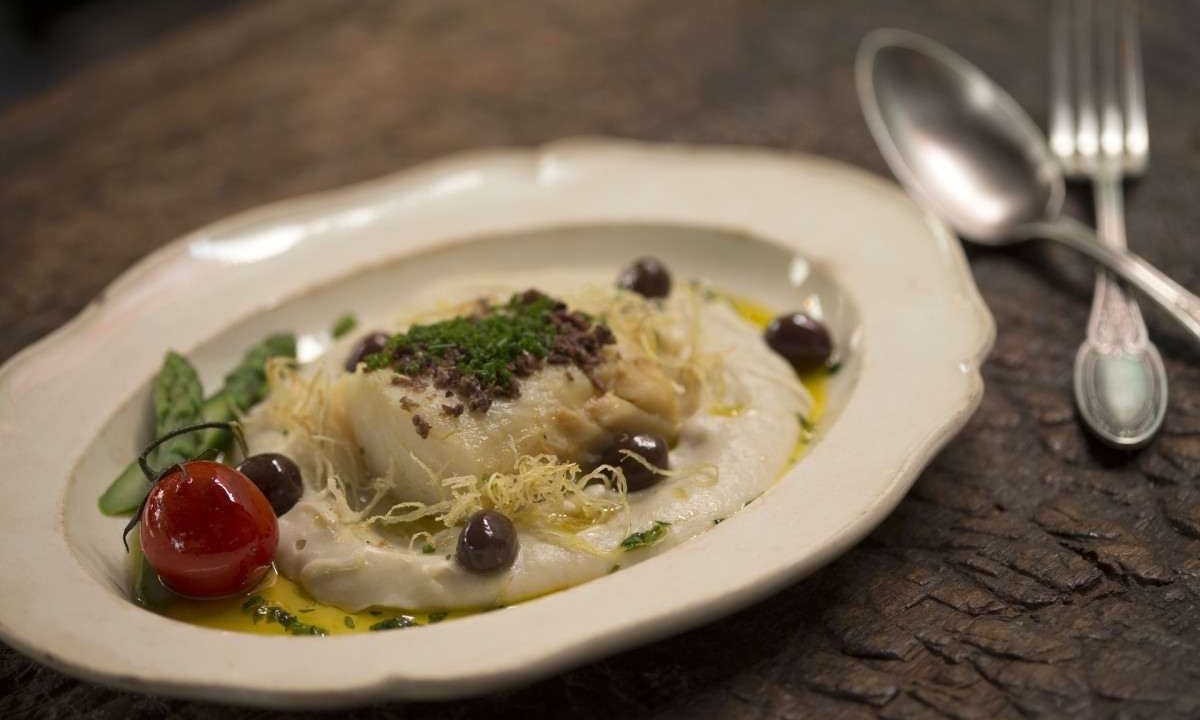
[344, 332, 389, 372]
[411, 414, 432, 439]
[361, 290, 615, 413]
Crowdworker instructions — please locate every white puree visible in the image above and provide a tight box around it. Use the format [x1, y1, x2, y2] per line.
[249, 274, 810, 611]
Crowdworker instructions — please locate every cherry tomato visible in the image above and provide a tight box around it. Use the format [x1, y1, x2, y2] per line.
[139, 460, 278, 598]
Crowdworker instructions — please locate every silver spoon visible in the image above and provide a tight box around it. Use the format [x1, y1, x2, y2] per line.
[856, 28, 1184, 447]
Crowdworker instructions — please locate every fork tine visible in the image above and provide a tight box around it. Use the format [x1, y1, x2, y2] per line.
[1097, 0, 1125, 166]
[1121, 0, 1149, 172]
[1050, 0, 1076, 167]
[1074, 0, 1100, 172]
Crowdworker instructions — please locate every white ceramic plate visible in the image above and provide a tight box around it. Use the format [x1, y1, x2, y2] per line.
[0, 139, 993, 708]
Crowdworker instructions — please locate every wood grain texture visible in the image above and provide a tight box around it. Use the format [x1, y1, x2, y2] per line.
[3, 1, 1200, 718]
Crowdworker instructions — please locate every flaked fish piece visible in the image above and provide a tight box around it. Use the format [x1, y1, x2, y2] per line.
[338, 349, 684, 505]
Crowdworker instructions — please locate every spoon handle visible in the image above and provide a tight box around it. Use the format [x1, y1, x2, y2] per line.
[1033, 217, 1200, 343]
[1072, 177, 1167, 448]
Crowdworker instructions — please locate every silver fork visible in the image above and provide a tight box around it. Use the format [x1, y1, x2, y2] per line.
[1050, 0, 1166, 448]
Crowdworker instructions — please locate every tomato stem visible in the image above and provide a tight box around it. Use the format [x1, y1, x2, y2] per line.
[122, 421, 240, 552]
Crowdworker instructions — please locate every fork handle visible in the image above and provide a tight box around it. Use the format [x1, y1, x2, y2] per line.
[1027, 216, 1200, 345]
[1087, 177, 1150, 348]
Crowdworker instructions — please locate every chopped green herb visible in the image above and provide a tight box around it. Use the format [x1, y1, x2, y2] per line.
[364, 293, 562, 380]
[369, 616, 416, 631]
[797, 414, 815, 442]
[427, 611, 448, 624]
[608, 564, 621, 574]
[713, 517, 725, 525]
[344, 616, 356, 629]
[369, 609, 383, 616]
[362, 292, 611, 411]
[620, 521, 671, 551]
[331, 313, 358, 339]
[244, 602, 328, 636]
[421, 543, 436, 554]
[827, 360, 843, 374]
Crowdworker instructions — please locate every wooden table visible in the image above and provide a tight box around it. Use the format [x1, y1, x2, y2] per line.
[4, 1, 1200, 717]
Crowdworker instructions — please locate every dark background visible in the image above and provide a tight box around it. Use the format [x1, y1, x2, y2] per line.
[0, 0, 242, 107]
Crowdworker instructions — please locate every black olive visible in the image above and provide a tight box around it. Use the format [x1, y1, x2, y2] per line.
[235, 453, 303, 516]
[456, 510, 519, 573]
[344, 332, 390, 372]
[764, 312, 833, 373]
[601, 433, 669, 491]
[617, 257, 672, 299]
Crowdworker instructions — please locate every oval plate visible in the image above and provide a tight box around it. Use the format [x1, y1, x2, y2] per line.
[0, 139, 993, 708]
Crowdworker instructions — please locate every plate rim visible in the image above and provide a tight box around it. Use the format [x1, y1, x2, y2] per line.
[0, 137, 994, 707]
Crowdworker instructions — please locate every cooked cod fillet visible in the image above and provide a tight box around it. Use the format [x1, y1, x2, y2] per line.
[337, 351, 683, 505]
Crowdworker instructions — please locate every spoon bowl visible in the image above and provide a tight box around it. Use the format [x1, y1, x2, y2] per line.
[858, 30, 1063, 242]
[856, 28, 1200, 349]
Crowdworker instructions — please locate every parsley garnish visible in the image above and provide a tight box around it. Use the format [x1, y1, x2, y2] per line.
[797, 414, 815, 442]
[331, 313, 358, 339]
[360, 292, 612, 413]
[365, 293, 560, 381]
[369, 616, 416, 631]
[620, 521, 671, 551]
[241, 600, 328, 636]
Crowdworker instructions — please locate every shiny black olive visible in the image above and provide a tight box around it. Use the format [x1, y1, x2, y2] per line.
[456, 510, 519, 573]
[235, 453, 303, 516]
[617, 257, 672, 299]
[764, 312, 833, 373]
[344, 332, 390, 372]
[601, 433, 669, 491]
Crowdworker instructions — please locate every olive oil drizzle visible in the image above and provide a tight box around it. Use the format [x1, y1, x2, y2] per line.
[139, 557, 467, 636]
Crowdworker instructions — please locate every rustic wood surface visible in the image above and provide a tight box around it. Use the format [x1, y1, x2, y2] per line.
[3, 1, 1200, 718]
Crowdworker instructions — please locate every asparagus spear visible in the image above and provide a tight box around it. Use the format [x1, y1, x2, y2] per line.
[98, 352, 203, 515]
[98, 333, 296, 515]
[195, 333, 297, 452]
